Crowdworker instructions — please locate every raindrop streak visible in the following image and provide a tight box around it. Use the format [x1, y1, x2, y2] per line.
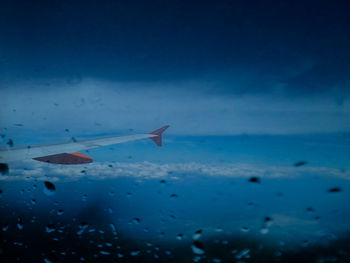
[43, 181, 56, 196]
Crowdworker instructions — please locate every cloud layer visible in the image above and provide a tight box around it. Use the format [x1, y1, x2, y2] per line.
[2, 160, 349, 182]
[1, 79, 350, 136]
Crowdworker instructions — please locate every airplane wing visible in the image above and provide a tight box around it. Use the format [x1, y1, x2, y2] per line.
[0, 125, 169, 164]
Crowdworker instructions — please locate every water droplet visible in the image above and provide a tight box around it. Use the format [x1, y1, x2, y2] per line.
[249, 176, 260, 183]
[2, 224, 9, 231]
[328, 187, 341, 193]
[0, 163, 9, 175]
[302, 239, 309, 247]
[43, 181, 56, 196]
[275, 251, 282, 257]
[81, 194, 88, 201]
[193, 229, 202, 240]
[260, 228, 269, 234]
[31, 199, 36, 205]
[170, 193, 178, 198]
[264, 216, 273, 227]
[235, 249, 250, 259]
[117, 253, 124, 258]
[132, 217, 141, 224]
[7, 139, 14, 147]
[46, 224, 55, 233]
[306, 207, 314, 212]
[130, 250, 140, 256]
[192, 241, 205, 255]
[193, 256, 201, 262]
[17, 217, 23, 230]
[241, 226, 249, 232]
[215, 227, 223, 232]
[294, 161, 307, 167]
[100, 251, 110, 255]
[57, 209, 64, 216]
[110, 223, 117, 235]
[77, 222, 88, 235]
[176, 233, 183, 240]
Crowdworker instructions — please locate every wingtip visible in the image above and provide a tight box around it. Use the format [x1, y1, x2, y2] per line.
[149, 125, 170, 136]
[149, 125, 170, 147]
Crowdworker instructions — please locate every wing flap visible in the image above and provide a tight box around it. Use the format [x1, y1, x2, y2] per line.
[34, 152, 93, 164]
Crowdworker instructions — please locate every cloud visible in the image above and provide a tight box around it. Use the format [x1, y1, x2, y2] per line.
[2, 160, 349, 182]
[1, 79, 350, 136]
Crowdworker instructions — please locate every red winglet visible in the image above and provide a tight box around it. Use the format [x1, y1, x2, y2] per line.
[149, 125, 170, 147]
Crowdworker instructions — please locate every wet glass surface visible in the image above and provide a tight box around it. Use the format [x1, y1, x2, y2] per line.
[1, 0, 350, 262]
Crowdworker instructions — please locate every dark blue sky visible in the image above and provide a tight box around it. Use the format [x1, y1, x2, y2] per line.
[1, 0, 350, 135]
[1, 0, 350, 97]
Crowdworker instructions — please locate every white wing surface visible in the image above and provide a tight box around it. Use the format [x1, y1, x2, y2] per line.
[0, 125, 169, 164]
